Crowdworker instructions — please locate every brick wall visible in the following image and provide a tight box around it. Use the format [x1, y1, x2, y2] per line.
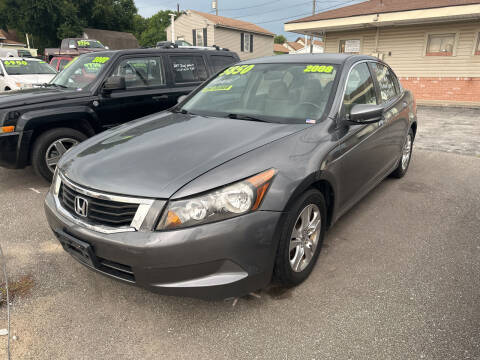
[399, 77, 480, 104]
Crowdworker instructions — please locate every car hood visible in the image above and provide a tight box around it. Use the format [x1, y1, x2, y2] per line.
[60, 112, 307, 199]
[0, 87, 84, 109]
[7, 74, 56, 85]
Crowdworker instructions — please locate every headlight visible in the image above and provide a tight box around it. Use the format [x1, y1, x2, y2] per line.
[157, 169, 276, 230]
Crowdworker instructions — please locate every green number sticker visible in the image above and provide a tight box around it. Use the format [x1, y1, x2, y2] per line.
[78, 40, 90, 47]
[202, 85, 233, 92]
[4, 60, 28, 66]
[92, 57, 110, 64]
[84, 63, 102, 71]
[219, 64, 255, 76]
[304, 65, 334, 74]
[63, 57, 77, 69]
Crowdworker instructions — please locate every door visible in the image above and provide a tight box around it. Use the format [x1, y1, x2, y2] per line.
[330, 61, 387, 213]
[167, 54, 210, 102]
[96, 56, 174, 128]
[369, 62, 409, 169]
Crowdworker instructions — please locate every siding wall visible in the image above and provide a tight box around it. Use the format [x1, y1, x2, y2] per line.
[324, 20, 480, 77]
[214, 27, 274, 60]
[166, 12, 215, 46]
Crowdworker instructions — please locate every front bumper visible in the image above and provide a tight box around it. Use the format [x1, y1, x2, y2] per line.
[44, 191, 282, 300]
[0, 130, 32, 169]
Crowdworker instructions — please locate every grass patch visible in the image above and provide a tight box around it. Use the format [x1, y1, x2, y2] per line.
[0, 274, 34, 306]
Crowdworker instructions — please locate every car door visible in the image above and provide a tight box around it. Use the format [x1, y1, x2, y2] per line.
[370, 62, 410, 169]
[167, 53, 210, 102]
[96, 55, 173, 128]
[329, 61, 389, 214]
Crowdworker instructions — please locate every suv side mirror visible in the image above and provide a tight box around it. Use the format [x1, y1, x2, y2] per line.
[348, 104, 384, 124]
[102, 76, 126, 94]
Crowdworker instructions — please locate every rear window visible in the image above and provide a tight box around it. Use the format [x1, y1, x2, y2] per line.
[170, 55, 208, 83]
[210, 55, 237, 73]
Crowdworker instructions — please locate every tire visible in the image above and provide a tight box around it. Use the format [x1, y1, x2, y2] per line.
[273, 189, 327, 287]
[391, 128, 414, 179]
[31, 128, 87, 182]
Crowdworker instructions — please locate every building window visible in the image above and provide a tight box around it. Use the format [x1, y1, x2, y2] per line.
[339, 39, 360, 54]
[475, 33, 480, 55]
[244, 33, 250, 53]
[196, 29, 205, 46]
[426, 33, 455, 56]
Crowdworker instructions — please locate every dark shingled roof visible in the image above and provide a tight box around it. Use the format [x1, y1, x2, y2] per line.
[83, 28, 139, 50]
[287, 0, 480, 23]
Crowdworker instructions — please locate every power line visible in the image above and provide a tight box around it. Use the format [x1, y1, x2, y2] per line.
[253, 0, 361, 24]
[216, 0, 280, 12]
[229, 1, 312, 19]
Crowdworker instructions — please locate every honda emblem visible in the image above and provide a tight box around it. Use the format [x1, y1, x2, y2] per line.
[74, 196, 89, 218]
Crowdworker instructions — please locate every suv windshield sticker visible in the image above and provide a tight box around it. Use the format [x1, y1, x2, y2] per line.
[219, 64, 255, 76]
[304, 65, 334, 74]
[3, 60, 28, 67]
[63, 57, 77, 69]
[84, 63, 102, 72]
[92, 57, 110, 64]
[173, 63, 195, 72]
[77, 40, 90, 47]
[202, 85, 233, 92]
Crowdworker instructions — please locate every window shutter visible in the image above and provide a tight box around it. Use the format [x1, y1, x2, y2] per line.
[192, 29, 196, 46]
[250, 34, 253, 52]
[240, 33, 244, 52]
[203, 28, 208, 47]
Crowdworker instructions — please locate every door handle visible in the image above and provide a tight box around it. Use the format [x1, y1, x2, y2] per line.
[152, 95, 168, 101]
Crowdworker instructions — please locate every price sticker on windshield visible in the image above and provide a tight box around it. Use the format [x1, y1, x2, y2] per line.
[78, 40, 90, 47]
[92, 57, 110, 64]
[304, 65, 334, 74]
[219, 64, 255, 76]
[3, 60, 28, 66]
[202, 85, 233, 92]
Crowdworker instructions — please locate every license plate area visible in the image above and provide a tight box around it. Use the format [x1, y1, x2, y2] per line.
[55, 230, 99, 268]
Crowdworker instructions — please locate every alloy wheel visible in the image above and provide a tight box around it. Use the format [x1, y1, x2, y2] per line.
[401, 133, 412, 170]
[289, 204, 321, 273]
[45, 138, 79, 173]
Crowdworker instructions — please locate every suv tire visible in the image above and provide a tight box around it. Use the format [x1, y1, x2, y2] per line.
[32, 128, 87, 182]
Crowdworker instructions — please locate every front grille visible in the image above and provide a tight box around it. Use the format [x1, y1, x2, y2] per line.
[97, 256, 135, 282]
[59, 183, 139, 227]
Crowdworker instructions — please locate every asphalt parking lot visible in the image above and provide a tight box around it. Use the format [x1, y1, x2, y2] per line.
[0, 107, 479, 359]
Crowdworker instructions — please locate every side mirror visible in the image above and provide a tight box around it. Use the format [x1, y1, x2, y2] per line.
[348, 104, 384, 124]
[177, 95, 188, 104]
[102, 76, 126, 94]
[69, 44, 77, 49]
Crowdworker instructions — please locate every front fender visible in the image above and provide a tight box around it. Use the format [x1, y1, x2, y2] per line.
[16, 105, 99, 133]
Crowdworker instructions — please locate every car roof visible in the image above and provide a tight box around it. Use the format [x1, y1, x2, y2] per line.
[239, 53, 377, 65]
[85, 48, 237, 58]
[0, 57, 42, 61]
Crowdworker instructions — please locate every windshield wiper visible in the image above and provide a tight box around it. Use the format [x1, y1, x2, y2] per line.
[42, 83, 68, 89]
[227, 113, 269, 123]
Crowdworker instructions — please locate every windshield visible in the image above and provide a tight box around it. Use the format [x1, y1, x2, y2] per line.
[2, 60, 56, 75]
[77, 40, 105, 49]
[181, 63, 338, 123]
[50, 54, 112, 90]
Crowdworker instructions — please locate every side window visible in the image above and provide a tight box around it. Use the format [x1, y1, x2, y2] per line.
[59, 59, 70, 71]
[170, 55, 208, 83]
[50, 59, 59, 70]
[111, 57, 165, 89]
[371, 63, 398, 102]
[343, 63, 377, 113]
[210, 55, 236, 73]
[69, 40, 76, 48]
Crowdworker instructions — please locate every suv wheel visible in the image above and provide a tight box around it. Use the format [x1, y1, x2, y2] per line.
[273, 189, 327, 287]
[32, 128, 87, 182]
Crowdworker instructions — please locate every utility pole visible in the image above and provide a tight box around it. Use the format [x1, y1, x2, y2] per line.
[310, 0, 316, 53]
[177, 3, 180, 14]
[212, 0, 218, 15]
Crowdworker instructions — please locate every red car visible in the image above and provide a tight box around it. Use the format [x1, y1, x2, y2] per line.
[49, 56, 74, 72]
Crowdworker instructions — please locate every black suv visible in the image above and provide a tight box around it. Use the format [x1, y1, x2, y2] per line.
[0, 47, 239, 181]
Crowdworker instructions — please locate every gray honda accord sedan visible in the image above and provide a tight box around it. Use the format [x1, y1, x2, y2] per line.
[44, 54, 417, 299]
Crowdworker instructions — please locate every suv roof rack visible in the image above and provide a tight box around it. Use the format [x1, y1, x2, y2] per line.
[156, 41, 230, 52]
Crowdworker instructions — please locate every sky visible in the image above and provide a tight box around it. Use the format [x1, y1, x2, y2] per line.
[134, 0, 365, 40]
